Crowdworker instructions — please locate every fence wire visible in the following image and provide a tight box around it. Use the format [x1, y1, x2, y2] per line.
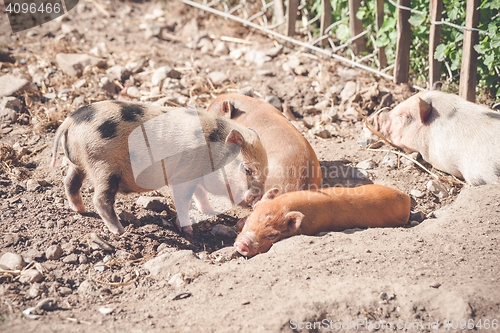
[183, 0, 496, 89]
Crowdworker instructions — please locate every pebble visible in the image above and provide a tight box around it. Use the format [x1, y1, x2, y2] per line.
[357, 137, 373, 148]
[19, 269, 43, 284]
[88, 233, 113, 251]
[79, 254, 88, 264]
[198, 38, 214, 53]
[0, 252, 25, 270]
[72, 95, 85, 106]
[100, 77, 118, 94]
[342, 107, 362, 121]
[410, 189, 425, 198]
[210, 247, 240, 263]
[62, 253, 78, 264]
[211, 224, 237, 238]
[125, 86, 141, 98]
[314, 100, 330, 111]
[427, 180, 449, 199]
[98, 307, 114, 315]
[356, 159, 376, 170]
[207, 71, 227, 85]
[340, 81, 357, 102]
[213, 41, 229, 56]
[238, 86, 254, 97]
[24, 249, 43, 263]
[36, 298, 57, 311]
[125, 59, 147, 74]
[379, 292, 388, 300]
[430, 282, 441, 289]
[0, 107, 18, 124]
[311, 127, 331, 139]
[119, 211, 140, 227]
[264, 95, 282, 111]
[265, 45, 283, 58]
[152, 66, 181, 86]
[27, 283, 43, 299]
[0, 74, 31, 97]
[77, 280, 94, 295]
[282, 58, 300, 72]
[59, 287, 72, 296]
[381, 152, 398, 168]
[136, 196, 168, 211]
[45, 245, 63, 260]
[229, 48, 244, 60]
[168, 272, 187, 287]
[106, 65, 131, 82]
[256, 69, 273, 76]
[294, 65, 308, 75]
[56, 53, 106, 77]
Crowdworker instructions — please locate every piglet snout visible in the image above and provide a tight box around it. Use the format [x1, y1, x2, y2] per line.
[234, 232, 257, 256]
[234, 240, 250, 256]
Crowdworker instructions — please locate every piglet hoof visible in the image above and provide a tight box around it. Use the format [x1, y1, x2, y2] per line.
[107, 223, 126, 236]
[182, 225, 194, 238]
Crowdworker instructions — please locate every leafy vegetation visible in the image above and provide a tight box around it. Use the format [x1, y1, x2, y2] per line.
[298, 0, 500, 97]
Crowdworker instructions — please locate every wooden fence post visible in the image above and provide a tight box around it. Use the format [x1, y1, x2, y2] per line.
[286, 0, 299, 36]
[429, 0, 443, 87]
[320, 0, 332, 46]
[375, 0, 387, 68]
[459, 0, 480, 102]
[394, 0, 411, 84]
[348, 0, 365, 54]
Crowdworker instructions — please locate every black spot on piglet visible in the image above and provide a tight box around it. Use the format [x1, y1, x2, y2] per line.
[114, 101, 145, 122]
[98, 119, 118, 139]
[70, 105, 96, 124]
[472, 178, 487, 186]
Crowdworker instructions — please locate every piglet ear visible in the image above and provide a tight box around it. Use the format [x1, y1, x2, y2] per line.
[412, 97, 432, 124]
[221, 101, 233, 118]
[226, 129, 244, 147]
[285, 211, 304, 233]
[236, 216, 248, 232]
[261, 188, 280, 202]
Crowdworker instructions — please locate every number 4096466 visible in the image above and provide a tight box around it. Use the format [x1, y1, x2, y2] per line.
[443, 319, 498, 330]
[5, 2, 61, 14]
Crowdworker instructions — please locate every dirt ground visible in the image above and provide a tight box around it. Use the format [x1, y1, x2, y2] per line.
[0, 1, 499, 332]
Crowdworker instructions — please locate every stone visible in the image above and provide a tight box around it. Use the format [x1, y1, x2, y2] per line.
[342, 107, 362, 121]
[100, 77, 118, 94]
[311, 127, 331, 139]
[238, 86, 254, 97]
[88, 233, 113, 251]
[56, 53, 106, 77]
[213, 41, 229, 56]
[264, 95, 282, 111]
[73, 79, 86, 89]
[1, 96, 22, 111]
[381, 152, 398, 168]
[136, 196, 168, 212]
[72, 95, 85, 106]
[427, 180, 449, 199]
[357, 137, 373, 148]
[77, 280, 94, 295]
[79, 254, 88, 264]
[340, 81, 357, 101]
[229, 48, 244, 60]
[143, 22, 161, 39]
[356, 159, 376, 170]
[314, 100, 330, 111]
[0, 74, 31, 97]
[125, 59, 147, 74]
[210, 247, 240, 263]
[62, 253, 78, 264]
[119, 211, 140, 227]
[0, 252, 25, 270]
[410, 190, 425, 198]
[168, 272, 187, 287]
[36, 298, 57, 311]
[282, 58, 300, 73]
[211, 224, 237, 238]
[24, 249, 43, 263]
[19, 269, 43, 284]
[152, 66, 181, 86]
[59, 287, 72, 296]
[125, 86, 141, 99]
[409, 210, 424, 222]
[266, 45, 283, 58]
[0, 107, 17, 124]
[106, 65, 130, 82]
[207, 71, 227, 86]
[198, 38, 214, 53]
[98, 307, 114, 315]
[27, 283, 43, 299]
[45, 245, 63, 260]
[294, 65, 308, 75]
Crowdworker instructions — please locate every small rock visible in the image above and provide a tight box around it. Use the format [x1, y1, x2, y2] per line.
[409, 220, 420, 227]
[338, 67, 357, 81]
[314, 100, 330, 111]
[125, 86, 141, 99]
[98, 307, 114, 315]
[19, 269, 43, 284]
[23, 249, 43, 263]
[340, 81, 357, 101]
[100, 77, 118, 94]
[78, 280, 94, 295]
[256, 69, 273, 76]
[430, 282, 441, 288]
[356, 159, 376, 170]
[152, 66, 181, 86]
[294, 65, 308, 76]
[106, 65, 131, 82]
[45, 245, 63, 260]
[211, 224, 237, 238]
[143, 22, 161, 39]
[72, 95, 85, 106]
[36, 298, 57, 311]
[136, 196, 168, 212]
[59, 286, 72, 296]
[357, 137, 373, 148]
[22, 307, 42, 319]
[62, 253, 78, 264]
[266, 45, 283, 58]
[229, 48, 244, 60]
[409, 210, 424, 222]
[213, 41, 229, 56]
[381, 152, 398, 168]
[79, 254, 88, 264]
[168, 272, 187, 288]
[56, 53, 106, 77]
[410, 190, 425, 198]
[379, 292, 388, 300]
[282, 58, 300, 72]
[238, 86, 254, 97]
[0, 252, 25, 270]
[27, 283, 42, 299]
[264, 95, 282, 111]
[119, 211, 140, 227]
[88, 233, 113, 251]
[311, 127, 331, 139]
[198, 38, 214, 53]
[342, 107, 361, 121]
[427, 180, 449, 199]
[125, 59, 147, 74]
[210, 247, 240, 263]
[0, 74, 31, 97]
[207, 71, 227, 86]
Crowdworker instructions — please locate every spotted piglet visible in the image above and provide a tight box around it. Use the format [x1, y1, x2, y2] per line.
[52, 101, 268, 235]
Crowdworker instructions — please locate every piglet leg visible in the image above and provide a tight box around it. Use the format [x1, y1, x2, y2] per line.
[193, 185, 216, 215]
[92, 175, 125, 235]
[64, 165, 86, 213]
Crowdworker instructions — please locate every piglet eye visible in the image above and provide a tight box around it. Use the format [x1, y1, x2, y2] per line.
[266, 233, 279, 240]
[241, 164, 252, 176]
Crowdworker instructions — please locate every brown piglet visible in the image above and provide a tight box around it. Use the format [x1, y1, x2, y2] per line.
[206, 94, 322, 198]
[234, 185, 411, 256]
